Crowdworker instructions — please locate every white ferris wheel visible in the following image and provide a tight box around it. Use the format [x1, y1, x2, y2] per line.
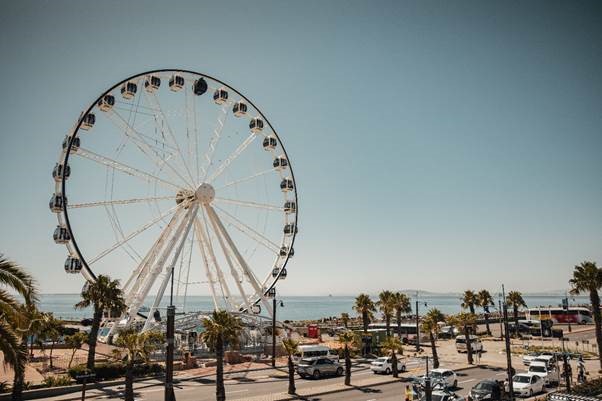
[50, 69, 298, 330]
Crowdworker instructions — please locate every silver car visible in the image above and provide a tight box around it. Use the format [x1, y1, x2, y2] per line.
[297, 357, 344, 379]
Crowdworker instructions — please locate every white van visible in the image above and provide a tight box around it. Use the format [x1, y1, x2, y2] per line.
[455, 335, 483, 353]
[293, 345, 339, 364]
[528, 361, 560, 386]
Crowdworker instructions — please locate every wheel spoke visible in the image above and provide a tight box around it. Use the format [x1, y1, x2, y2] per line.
[214, 197, 283, 212]
[216, 168, 276, 190]
[200, 105, 229, 181]
[68, 195, 174, 209]
[76, 148, 181, 192]
[213, 205, 280, 254]
[207, 133, 257, 183]
[88, 204, 180, 265]
[193, 217, 226, 311]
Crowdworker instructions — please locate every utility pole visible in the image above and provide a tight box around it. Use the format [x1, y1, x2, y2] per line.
[498, 298, 504, 340]
[502, 285, 514, 401]
[424, 356, 432, 401]
[415, 292, 420, 352]
[272, 295, 277, 367]
[165, 305, 176, 401]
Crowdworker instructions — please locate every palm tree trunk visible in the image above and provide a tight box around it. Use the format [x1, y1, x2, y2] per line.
[484, 312, 491, 336]
[344, 345, 351, 386]
[216, 334, 225, 401]
[11, 337, 27, 401]
[589, 290, 602, 371]
[287, 355, 296, 394]
[124, 361, 134, 401]
[391, 351, 398, 378]
[386, 315, 391, 338]
[396, 311, 401, 337]
[464, 325, 473, 364]
[469, 305, 475, 314]
[362, 311, 368, 355]
[513, 306, 519, 337]
[429, 331, 439, 369]
[86, 307, 103, 370]
[49, 341, 55, 369]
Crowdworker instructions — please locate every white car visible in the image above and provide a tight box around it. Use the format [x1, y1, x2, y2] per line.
[510, 373, 544, 397]
[426, 368, 458, 389]
[370, 356, 406, 374]
[522, 352, 540, 366]
[528, 361, 560, 386]
[431, 391, 465, 401]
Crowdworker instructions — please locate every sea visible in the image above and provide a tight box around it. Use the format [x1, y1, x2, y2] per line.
[38, 293, 590, 322]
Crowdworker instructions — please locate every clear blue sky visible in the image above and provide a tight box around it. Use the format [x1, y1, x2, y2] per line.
[0, 0, 601, 296]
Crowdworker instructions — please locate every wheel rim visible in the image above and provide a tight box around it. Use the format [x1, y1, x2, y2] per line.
[52, 69, 298, 328]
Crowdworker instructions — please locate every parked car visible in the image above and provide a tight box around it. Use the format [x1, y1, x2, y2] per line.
[455, 335, 483, 353]
[439, 326, 461, 339]
[522, 352, 540, 366]
[297, 357, 343, 379]
[427, 390, 465, 401]
[508, 373, 544, 397]
[468, 380, 509, 401]
[370, 356, 406, 374]
[528, 361, 560, 386]
[426, 368, 458, 389]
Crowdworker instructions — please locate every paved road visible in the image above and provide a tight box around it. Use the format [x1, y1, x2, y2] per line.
[44, 359, 576, 401]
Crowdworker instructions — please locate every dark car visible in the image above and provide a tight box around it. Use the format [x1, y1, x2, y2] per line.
[468, 380, 509, 401]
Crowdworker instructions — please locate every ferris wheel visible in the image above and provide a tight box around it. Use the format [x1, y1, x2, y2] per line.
[50, 69, 298, 329]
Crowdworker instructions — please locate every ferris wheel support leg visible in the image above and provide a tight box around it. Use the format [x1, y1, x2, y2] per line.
[205, 205, 274, 317]
[197, 212, 236, 312]
[193, 218, 221, 311]
[204, 205, 253, 314]
[125, 207, 191, 328]
[143, 205, 198, 331]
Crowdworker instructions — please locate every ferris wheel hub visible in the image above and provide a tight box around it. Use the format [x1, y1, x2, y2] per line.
[195, 183, 215, 204]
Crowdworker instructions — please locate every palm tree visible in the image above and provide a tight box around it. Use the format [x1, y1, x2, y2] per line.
[65, 332, 88, 369]
[281, 338, 299, 395]
[353, 294, 375, 355]
[380, 336, 403, 377]
[75, 275, 126, 370]
[392, 292, 411, 343]
[0, 255, 37, 401]
[477, 290, 494, 336]
[448, 312, 476, 364]
[461, 290, 478, 314]
[377, 290, 395, 337]
[201, 310, 243, 401]
[41, 314, 63, 369]
[506, 291, 526, 336]
[421, 308, 444, 369]
[340, 313, 350, 329]
[337, 331, 356, 386]
[115, 329, 164, 401]
[570, 261, 602, 370]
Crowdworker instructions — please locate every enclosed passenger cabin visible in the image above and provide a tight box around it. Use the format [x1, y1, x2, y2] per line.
[121, 82, 137, 99]
[283, 201, 296, 214]
[97, 94, 115, 112]
[213, 88, 228, 105]
[53, 225, 71, 244]
[169, 74, 185, 92]
[272, 268, 287, 279]
[251, 304, 261, 314]
[280, 246, 294, 257]
[62, 135, 80, 153]
[52, 163, 71, 182]
[273, 155, 288, 170]
[280, 178, 294, 192]
[233, 101, 247, 117]
[283, 223, 297, 236]
[267, 287, 276, 298]
[262, 136, 277, 150]
[144, 75, 161, 93]
[49, 194, 66, 213]
[80, 113, 96, 131]
[249, 117, 264, 133]
[193, 78, 208, 96]
[64, 256, 82, 274]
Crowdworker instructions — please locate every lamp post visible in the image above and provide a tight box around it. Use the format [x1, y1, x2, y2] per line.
[502, 285, 514, 401]
[415, 293, 427, 352]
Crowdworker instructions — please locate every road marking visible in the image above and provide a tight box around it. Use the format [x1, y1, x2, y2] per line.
[496, 372, 506, 376]
[459, 379, 476, 384]
[227, 389, 249, 394]
[140, 388, 163, 393]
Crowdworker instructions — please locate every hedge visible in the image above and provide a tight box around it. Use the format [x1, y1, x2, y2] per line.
[69, 362, 164, 383]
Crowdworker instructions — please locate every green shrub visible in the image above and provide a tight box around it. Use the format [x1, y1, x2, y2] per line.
[69, 362, 163, 383]
[43, 375, 72, 388]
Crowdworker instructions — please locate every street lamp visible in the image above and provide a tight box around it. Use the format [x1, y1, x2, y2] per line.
[267, 287, 281, 367]
[501, 285, 514, 401]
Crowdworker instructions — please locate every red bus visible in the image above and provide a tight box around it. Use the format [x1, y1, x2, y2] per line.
[526, 307, 592, 324]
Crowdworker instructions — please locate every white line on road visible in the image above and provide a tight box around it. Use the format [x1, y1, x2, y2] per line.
[226, 389, 249, 394]
[459, 379, 476, 384]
